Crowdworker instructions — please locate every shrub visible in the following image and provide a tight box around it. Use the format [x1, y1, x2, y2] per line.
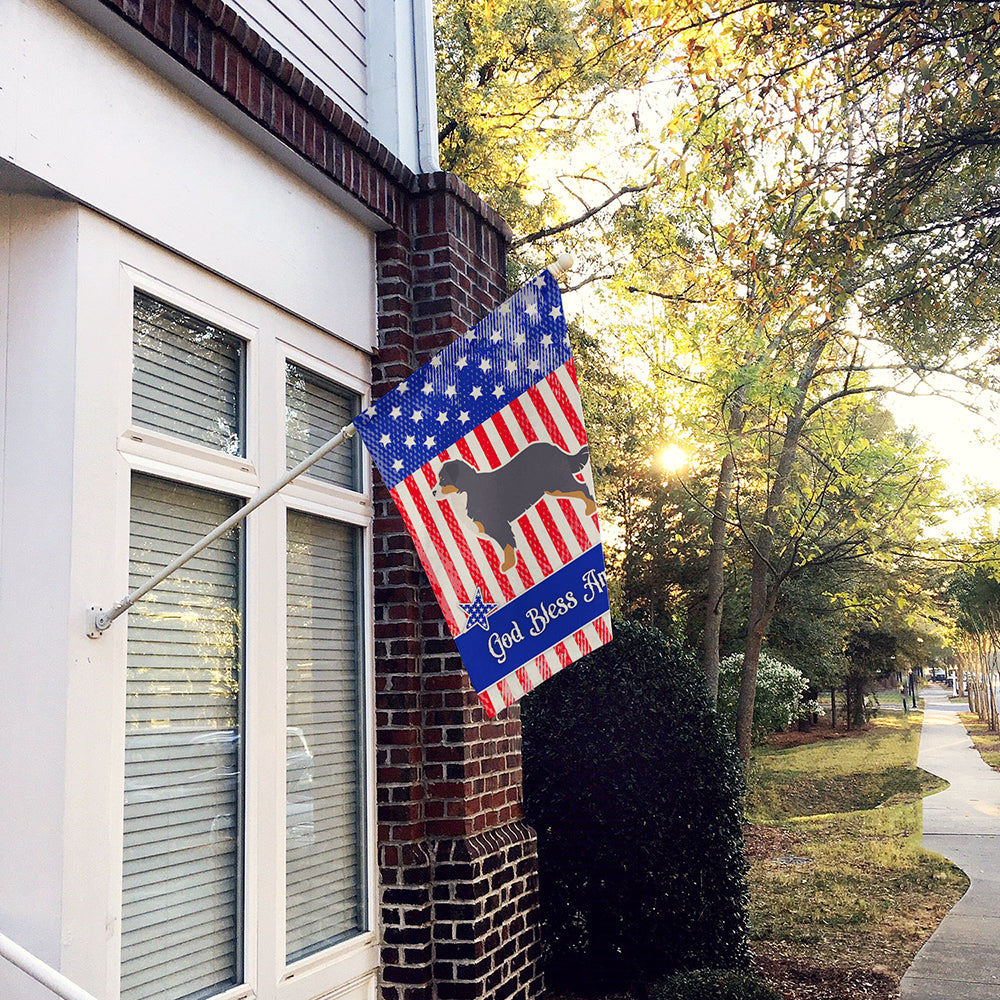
[522, 619, 750, 988]
[652, 969, 784, 1000]
[718, 651, 808, 743]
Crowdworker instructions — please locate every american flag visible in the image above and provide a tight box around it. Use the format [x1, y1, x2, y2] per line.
[354, 271, 612, 717]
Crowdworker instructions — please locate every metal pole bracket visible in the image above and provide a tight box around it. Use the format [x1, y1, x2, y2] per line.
[87, 606, 109, 639]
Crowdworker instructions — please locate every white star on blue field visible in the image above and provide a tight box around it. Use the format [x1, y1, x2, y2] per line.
[353, 271, 573, 490]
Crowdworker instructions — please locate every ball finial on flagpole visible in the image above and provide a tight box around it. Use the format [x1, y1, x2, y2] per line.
[547, 253, 575, 279]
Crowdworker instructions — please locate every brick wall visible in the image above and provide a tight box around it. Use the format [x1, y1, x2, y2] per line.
[96, 1, 543, 994]
[373, 181, 542, 1000]
[430, 823, 540, 1000]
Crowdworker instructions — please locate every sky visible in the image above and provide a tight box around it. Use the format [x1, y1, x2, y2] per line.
[888, 390, 1000, 536]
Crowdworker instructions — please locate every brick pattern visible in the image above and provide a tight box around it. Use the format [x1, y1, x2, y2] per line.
[431, 824, 541, 1000]
[96, 0, 541, 994]
[373, 182, 541, 1000]
[378, 825, 541, 1000]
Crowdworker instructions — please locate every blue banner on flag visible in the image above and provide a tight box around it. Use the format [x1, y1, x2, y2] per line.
[454, 544, 609, 692]
[354, 270, 612, 717]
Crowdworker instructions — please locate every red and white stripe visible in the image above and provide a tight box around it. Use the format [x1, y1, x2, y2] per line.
[476, 612, 614, 718]
[389, 359, 604, 639]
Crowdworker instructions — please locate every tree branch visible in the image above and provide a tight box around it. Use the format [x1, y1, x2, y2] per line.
[510, 182, 653, 248]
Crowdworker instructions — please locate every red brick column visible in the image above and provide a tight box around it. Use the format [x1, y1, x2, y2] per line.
[373, 176, 543, 1000]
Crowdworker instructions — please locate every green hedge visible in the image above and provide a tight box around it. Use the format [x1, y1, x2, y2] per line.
[652, 969, 783, 1000]
[522, 620, 750, 987]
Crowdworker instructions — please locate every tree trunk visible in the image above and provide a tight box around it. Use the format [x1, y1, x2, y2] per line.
[830, 688, 836, 729]
[736, 551, 780, 766]
[990, 668, 998, 733]
[852, 678, 867, 727]
[734, 339, 824, 771]
[702, 396, 746, 708]
[735, 403, 814, 768]
[703, 451, 737, 706]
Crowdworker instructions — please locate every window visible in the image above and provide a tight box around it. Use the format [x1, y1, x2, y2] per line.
[285, 512, 365, 961]
[121, 283, 372, 1000]
[132, 291, 245, 456]
[284, 360, 368, 963]
[122, 476, 244, 1000]
[286, 361, 361, 490]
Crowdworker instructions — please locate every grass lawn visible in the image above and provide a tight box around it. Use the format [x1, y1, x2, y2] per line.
[746, 712, 968, 999]
[958, 712, 1000, 771]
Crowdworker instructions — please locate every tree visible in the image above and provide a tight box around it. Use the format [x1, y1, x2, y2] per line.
[588, 13, 993, 762]
[435, 0, 1000, 766]
[950, 562, 1000, 730]
[435, 0, 680, 281]
[844, 627, 896, 727]
[679, 3, 1000, 354]
[731, 386, 948, 758]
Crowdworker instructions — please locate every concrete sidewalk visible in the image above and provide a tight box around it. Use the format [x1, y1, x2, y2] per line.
[900, 688, 1000, 1000]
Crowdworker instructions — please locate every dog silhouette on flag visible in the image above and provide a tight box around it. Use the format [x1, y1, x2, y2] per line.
[435, 442, 596, 572]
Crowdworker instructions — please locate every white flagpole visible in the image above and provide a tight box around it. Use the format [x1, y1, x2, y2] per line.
[88, 423, 357, 636]
[87, 255, 574, 637]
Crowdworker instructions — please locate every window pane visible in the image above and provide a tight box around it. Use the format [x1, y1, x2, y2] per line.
[286, 511, 366, 962]
[286, 362, 361, 490]
[122, 474, 244, 1000]
[133, 291, 245, 456]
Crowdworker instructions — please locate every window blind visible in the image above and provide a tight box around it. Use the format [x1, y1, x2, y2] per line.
[122, 474, 244, 1000]
[285, 511, 366, 962]
[133, 291, 245, 456]
[285, 362, 361, 490]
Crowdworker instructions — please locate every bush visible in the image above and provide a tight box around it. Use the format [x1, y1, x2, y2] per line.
[522, 619, 750, 988]
[652, 969, 783, 1000]
[718, 651, 808, 744]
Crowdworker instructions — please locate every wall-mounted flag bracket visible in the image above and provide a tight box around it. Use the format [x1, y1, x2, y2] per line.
[87, 423, 358, 637]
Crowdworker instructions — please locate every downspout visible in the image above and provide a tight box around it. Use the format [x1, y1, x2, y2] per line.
[411, 0, 440, 172]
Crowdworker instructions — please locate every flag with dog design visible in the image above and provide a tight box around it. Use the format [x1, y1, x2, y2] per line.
[353, 270, 612, 717]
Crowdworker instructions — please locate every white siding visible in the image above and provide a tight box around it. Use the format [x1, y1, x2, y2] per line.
[0, 196, 79, 1000]
[224, 0, 441, 173]
[231, 0, 368, 125]
[0, 0, 377, 349]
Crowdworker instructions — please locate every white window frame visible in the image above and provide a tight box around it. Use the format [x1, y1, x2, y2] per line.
[112, 251, 378, 1000]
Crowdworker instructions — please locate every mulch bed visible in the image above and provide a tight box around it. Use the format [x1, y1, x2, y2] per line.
[753, 951, 898, 1000]
[743, 823, 803, 861]
[765, 714, 874, 750]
